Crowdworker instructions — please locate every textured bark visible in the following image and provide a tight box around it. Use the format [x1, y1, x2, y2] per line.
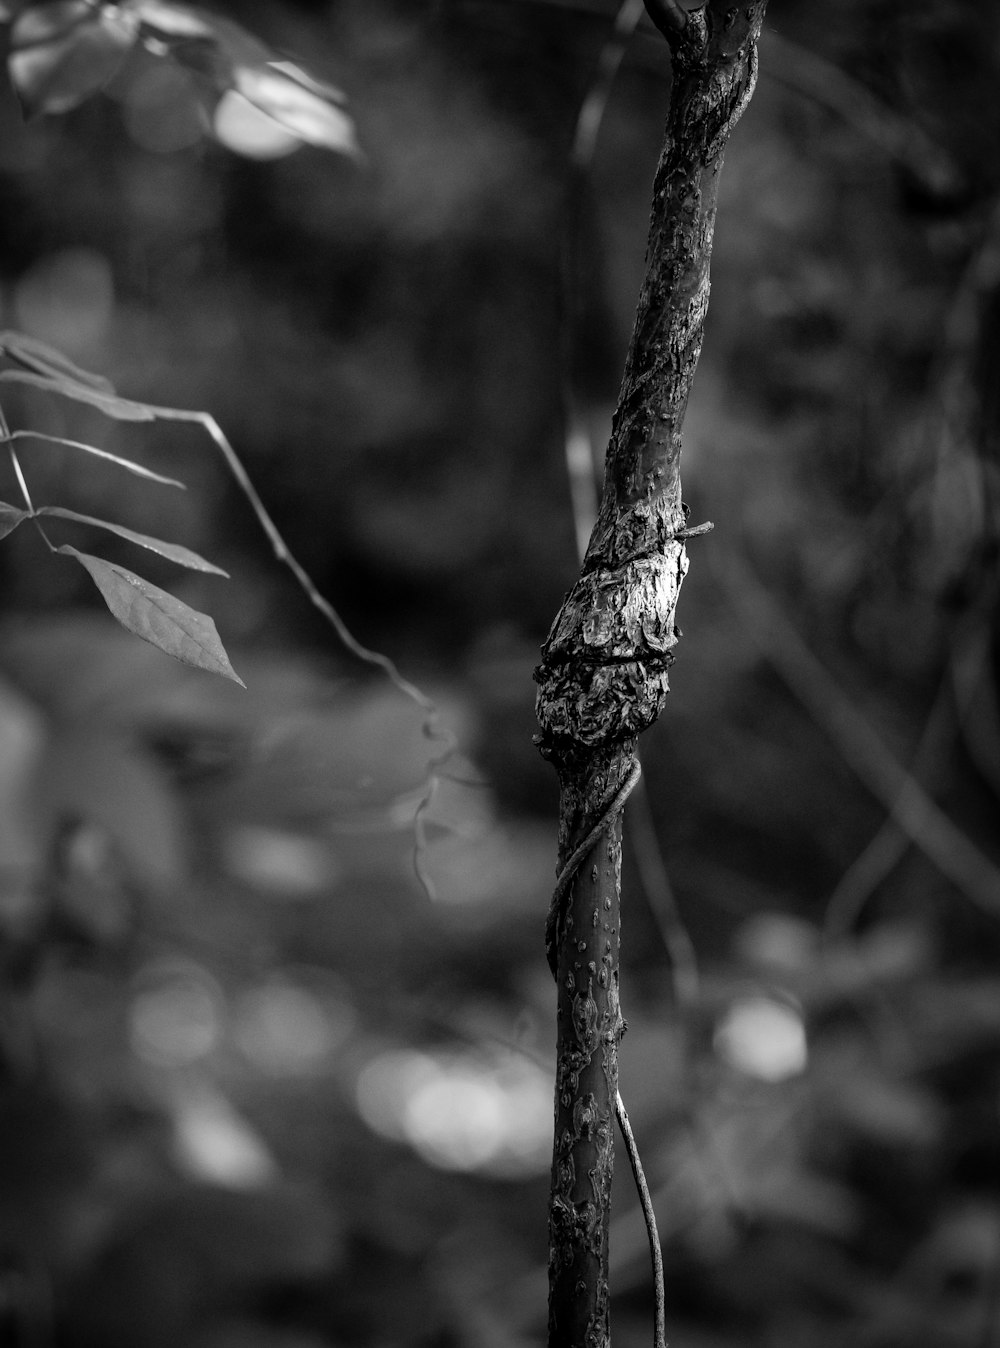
[546, 742, 630, 1348]
[537, 7, 767, 1347]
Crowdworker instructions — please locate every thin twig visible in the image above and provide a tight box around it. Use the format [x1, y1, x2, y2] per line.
[823, 675, 953, 937]
[828, 197, 1000, 932]
[6, 436, 34, 511]
[615, 1089, 666, 1348]
[572, 0, 647, 173]
[825, 594, 999, 936]
[761, 29, 962, 199]
[546, 755, 642, 973]
[135, 408, 458, 886]
[559, 0, 647, 556]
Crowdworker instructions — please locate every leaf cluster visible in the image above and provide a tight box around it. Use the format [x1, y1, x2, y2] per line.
[1, 330, 244, 684]
[1, 0, 358, 153]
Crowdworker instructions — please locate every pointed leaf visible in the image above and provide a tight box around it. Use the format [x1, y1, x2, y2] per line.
[10, 430, 185, 488]
[36, 728, 190, 886]
[0, 330, 115, 392]
[234, 63, 359, 154]
[0, 500, 29, 539]
[39, 507, 228, 574]
[0, 369, 157, 422]
[59, 547, 245, 686]
[9, 0, 139, 117]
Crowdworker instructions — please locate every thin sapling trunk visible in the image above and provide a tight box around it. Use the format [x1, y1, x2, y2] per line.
[535, 6, 768, 1346]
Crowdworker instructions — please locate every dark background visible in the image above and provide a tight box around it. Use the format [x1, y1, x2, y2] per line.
[1, 2, 999, 1345]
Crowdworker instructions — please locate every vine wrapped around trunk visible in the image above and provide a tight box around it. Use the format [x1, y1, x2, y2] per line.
[535, 6, 767, 1347]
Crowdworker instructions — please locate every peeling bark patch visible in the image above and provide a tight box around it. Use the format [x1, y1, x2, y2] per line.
[535, 547, 688, 752]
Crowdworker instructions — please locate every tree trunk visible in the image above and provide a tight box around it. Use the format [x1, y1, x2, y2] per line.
[536, 6, 768, 1346]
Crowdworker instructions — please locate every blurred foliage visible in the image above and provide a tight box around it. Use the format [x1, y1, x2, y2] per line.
[1, 1, 1000, 1346]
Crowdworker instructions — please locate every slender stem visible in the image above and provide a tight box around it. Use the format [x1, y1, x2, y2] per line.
[615, 1090, 665, 1348]
[7, 440, 34, 513]
[132, 405, 455, 897]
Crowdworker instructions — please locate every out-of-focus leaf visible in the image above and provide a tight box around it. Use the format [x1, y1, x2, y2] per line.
[0, 614, 206, 719]
[140, 6, 268, 80]
[234, 63, 358, 154]
[129, 3, 358, 157]
[167, 1078, 278, 1187]
[0, 368, 158, 422]
[32, 725, 188, 885]
[8, 0, 140, 116]
[268, 59, 347, 108]
[820, 1054, 943, 1147]
[39, 507, 229, 575]
[212, 90, 301, 161]
[0, 329, 115, 393]
[132, 0, 214, 41]
[165, 7, 267, 63]
[0, 500, 29, 539]
[58, 547, 245, 687]
[49, 818, 134, 945]
[0, 672, 45, 891]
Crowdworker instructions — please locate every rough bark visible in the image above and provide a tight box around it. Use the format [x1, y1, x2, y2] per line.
[536, 6, 767, 1347]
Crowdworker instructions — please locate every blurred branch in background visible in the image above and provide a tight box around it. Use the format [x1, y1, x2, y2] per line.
[825, 589, 999, 938]
[714, 549, 1000, 925]
[760, 28, 964, 204]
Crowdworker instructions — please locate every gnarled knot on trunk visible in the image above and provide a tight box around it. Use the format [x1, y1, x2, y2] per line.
[534, 543, 688, 755]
